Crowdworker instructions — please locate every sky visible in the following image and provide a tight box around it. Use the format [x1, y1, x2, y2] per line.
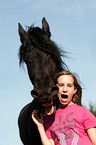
[0, 0, 96, 144]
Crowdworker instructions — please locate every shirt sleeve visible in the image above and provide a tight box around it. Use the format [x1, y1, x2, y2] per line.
[83, 108, 96, 130]
[45, 128, 53, 139]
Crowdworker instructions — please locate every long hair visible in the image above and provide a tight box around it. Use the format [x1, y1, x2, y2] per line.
[54, 71, 82, 106]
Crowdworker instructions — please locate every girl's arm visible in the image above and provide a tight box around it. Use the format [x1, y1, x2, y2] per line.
[32, 110, 55, 145]
[87, 127, 96, 145]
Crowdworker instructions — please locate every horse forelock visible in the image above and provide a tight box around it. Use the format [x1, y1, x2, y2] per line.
[28, 26, 47, 38]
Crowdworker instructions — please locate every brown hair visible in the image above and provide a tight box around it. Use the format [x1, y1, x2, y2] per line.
[54, 71, 82, 106]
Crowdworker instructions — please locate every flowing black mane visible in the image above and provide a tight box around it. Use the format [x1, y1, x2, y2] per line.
[19, 23, 67, 72]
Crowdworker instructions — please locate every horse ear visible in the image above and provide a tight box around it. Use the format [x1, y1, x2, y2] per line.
[18, 23, 27, 43]
[42, 17, 51, 38]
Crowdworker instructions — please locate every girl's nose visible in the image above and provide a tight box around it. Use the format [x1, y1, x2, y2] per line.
[63, 90, 67, 93]
[63, 86, 67, 93]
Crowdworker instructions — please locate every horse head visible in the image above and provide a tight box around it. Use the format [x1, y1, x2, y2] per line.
[18, 17, 67, 106]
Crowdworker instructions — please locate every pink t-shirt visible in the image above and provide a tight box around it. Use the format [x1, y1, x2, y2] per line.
[45, 104, 96, 145]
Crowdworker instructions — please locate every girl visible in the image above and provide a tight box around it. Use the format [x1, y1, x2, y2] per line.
[32, 71, 96, 145]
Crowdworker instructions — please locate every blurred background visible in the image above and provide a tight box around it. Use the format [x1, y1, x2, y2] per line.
[0, 0, 96, 144]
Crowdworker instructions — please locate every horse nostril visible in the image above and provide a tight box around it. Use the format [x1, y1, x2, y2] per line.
[31, 90, 39, 98]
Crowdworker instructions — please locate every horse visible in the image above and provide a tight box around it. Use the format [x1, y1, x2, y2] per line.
[18, 17, 81, 145]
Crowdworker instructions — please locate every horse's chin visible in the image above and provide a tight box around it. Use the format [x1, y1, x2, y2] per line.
[45, 105, 55, 115]
[42, 100, 56, 116]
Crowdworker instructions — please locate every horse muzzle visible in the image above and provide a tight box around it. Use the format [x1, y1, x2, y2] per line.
[31, 86, 59, 106]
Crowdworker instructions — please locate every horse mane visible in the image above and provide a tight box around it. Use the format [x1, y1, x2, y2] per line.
[18, 24, 68, 72]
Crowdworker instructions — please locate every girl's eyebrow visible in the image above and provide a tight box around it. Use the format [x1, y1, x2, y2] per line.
[58, 82, 64, 84]
[58, 82, 73, 84]
[57, 83, 64, 86]
[57, 82, 74, 86]
[67, 83, 73, 85]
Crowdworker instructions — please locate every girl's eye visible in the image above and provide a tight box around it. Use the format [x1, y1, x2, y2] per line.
[58, 83, 63, 87]
[68, 84, 73, 87]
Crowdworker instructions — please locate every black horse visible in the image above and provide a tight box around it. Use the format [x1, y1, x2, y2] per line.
[18, 17, 68, 145]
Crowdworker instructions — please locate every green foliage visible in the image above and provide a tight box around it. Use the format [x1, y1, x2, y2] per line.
[89, 103, 96, 117]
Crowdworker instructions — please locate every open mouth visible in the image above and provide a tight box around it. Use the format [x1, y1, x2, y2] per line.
[61, 94, 68, 99]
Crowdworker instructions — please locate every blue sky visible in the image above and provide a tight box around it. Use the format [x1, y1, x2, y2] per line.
[0, 0, 96, 144]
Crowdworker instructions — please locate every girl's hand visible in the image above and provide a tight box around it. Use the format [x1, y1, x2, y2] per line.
[32, 110, 44, 128]
[32, 110, 55, 145]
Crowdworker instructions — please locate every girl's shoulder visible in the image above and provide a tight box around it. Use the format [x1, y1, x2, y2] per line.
[73, 104, 90, 112]
[55, 104, 85, 116]
[73, 104, 96, 118]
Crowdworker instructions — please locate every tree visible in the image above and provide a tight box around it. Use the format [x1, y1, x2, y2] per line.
[89, 102, 96, 117]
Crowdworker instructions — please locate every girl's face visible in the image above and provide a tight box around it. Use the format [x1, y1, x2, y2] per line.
[56, 75, 77, 108]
